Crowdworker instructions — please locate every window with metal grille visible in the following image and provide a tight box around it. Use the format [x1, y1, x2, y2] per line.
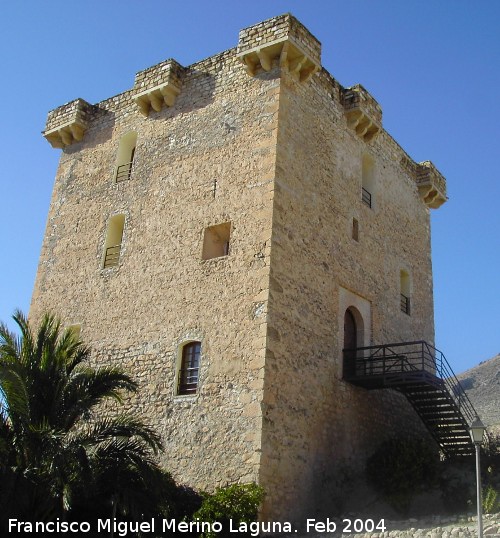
[400, 269, 411, 315]
[102, 214, 125, 268]
[115, 132, 137, 183]
[177, 342, 201, 395]
[362, 154, 374, 208]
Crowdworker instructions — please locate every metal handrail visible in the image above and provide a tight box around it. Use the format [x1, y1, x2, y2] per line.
[103, 244, 121, 268]
[116, 161, 133, 182]
[343, 340, 478, 425]
[401, 294, 411, 314]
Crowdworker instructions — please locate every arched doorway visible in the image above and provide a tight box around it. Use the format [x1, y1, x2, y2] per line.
[343, 307, 363, 379]
[344, 308, 357, 352]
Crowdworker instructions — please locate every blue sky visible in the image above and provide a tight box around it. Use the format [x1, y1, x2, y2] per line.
[1, 1, 498, 374]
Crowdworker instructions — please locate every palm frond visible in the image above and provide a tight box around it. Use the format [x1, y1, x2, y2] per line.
[61, 368, 137, 430]
[0, 310, 171, 522]
[0, 320, 22, 365]
[69, 414, 162, 453]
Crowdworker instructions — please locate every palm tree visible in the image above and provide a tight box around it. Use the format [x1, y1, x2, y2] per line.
[0, 310, 175, 527]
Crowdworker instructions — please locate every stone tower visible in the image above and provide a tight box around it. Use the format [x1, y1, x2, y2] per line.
[32, 14, 448, 522]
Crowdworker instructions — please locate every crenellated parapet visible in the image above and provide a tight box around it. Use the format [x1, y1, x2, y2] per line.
[342, 84, 382, 142]
[236, 14, 321, 82]
[133, 59, 185, 116]
[43, 98, 95, 148]
[416, 161, 447, 209]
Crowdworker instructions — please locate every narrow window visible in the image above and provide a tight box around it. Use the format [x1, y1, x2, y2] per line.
[103, 214, 125, 268]
[202, 222, 231, 260]
[362, 154, 375, 208]
[115, 132, 137, 182]
[177, 342, 201, 395]
[352, 218, 359, 241]
[400, 270, 411, 315]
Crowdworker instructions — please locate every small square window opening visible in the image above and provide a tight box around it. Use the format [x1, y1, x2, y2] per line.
[202, 222, 231, 260]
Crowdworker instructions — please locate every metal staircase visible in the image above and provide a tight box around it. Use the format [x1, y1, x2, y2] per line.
[343, 341, 478, 457]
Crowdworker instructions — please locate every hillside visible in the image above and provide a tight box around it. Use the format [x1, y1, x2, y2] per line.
[457, 353, 500, 433]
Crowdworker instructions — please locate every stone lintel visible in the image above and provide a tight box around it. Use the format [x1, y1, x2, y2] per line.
[43, 98, 93, 148]
[133, 59, 184, 116]
[343, 85, 382, 142]
[416, 161, 447, 209]
[236, 14, 321, 82]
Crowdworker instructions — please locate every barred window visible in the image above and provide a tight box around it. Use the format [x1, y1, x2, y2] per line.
[177, 342, 201, 395]
[102, 214, 125, 268]
[115, 132, 137, 182]
[400, 269, 411, 315]
[362, 154, 375, 208]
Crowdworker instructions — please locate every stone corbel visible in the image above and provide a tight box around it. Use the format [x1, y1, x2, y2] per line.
[134, 82, 181, 117]
[280, 40, 320, 82]
[238, 38, 320, 83]
[418, 185, 443, 208]
[43, 98, 92, 149]
[343, 85, 383, 143]
[416, 161, 447, 209]
[257, 49, 272, 72]
[44, 120, 87, 149]
[345, 110, 380, 142]
[44, 123, 85, 148]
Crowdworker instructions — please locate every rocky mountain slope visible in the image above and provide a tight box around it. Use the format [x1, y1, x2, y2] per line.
[457, 353, 500, 433]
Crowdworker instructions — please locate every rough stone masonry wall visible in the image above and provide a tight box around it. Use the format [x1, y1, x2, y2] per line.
[44, 98, 94, 132]
[237, 13, 321, 65]
[259, 65, 435, 523]
[30, 48, 279, 490]
[133, 58, 184, 91]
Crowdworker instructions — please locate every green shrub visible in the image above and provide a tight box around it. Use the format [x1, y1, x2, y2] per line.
[483, 434, 500, 490]
[439, 458, 475, 513]
[192, 483, 264, 538]
[483, 484, 499, 514]
[366, 437, 439, 515]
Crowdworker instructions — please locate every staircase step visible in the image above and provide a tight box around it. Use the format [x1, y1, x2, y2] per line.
[416, 407, 460, 415]
[434, 428, 469, 433]
[412, 401, 456, 409]
[342, 341, 480, 458]
[434, 428, 470, 434]
[414, 407, 457, 415]
[409, 392, 453, 399]
[404, 384, 442, 391]
[433, 433, 470, 440]
[415, 407, 458, 415]
[437, 434, 470, 439]
[406, 392, 452, 399]
[406, 392, 449, 398]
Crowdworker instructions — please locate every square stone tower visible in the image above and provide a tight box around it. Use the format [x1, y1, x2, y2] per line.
[32, 14, 448, 522]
